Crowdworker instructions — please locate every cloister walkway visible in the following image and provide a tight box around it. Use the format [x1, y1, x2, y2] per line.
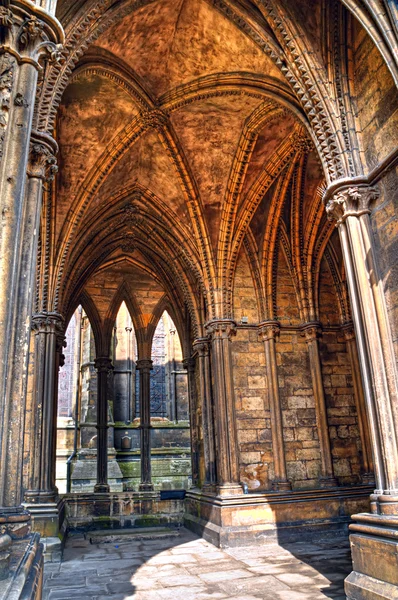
[43, 528, 350, 599]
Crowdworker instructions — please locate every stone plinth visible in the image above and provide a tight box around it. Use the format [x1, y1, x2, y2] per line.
[345, 512, 398, 599]
[63, 491, 185, 531]
[184, 486, 372, 547]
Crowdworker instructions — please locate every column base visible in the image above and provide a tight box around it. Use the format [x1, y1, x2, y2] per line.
[202, 483, 217, 495]
[139, 483, 154, 492]
[319, 475, 339, 488]
[272, 480, 292, 492]
[216, 483, 244, 497]
[22, 502, 59, 540]
[345, 512, 398, 599]
[94, 483, 110, 493]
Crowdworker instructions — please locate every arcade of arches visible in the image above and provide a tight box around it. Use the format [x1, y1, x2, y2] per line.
[0, 0, 397, 599]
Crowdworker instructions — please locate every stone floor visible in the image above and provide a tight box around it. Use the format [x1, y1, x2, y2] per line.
[43, 528, 351, 599]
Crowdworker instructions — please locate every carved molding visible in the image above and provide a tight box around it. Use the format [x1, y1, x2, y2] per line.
[136, 358, 153, 372]
[94, 356, 113, 372]
[258, 320, 280, 342]
[325, 185, 380, 225]
[301, 322, 323, 342]
[27, 141, 57, 180]
[342, 321, 356, 342]
[205, 319, 237, 340]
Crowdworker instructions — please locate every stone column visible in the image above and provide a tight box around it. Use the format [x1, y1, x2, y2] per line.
[136, 359, 154, 491]
[258, 322, 291, 491]
[342, 322, 374, 484]
[325, 184, 398, 499]
[193, 338, 217, 491]
[23, 312, 64, 536]
[183, 357, 199, 488]
[301, 323, 337, 487]
[205, 320, 241, 496]
[94, 357, 112, 493]
[324, 184, 398, 599]
[0, 2, 62, 526]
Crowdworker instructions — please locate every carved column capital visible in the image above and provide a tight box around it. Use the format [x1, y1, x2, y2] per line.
[94, 357, 113, 373]
[31, 311, 63, 334]
[258, 320, 280, 342]
[27, 131, 58, 180]
[342, 321, 356, 342]
[301, 322, 323, 342]
[0, 5, 64, 68]
[193, 337, 210, 357]
[324, 184, 380, 225]
[136, 358, 153, 373]
[183, 357, 196, 373]
[205, 319, 237, 340]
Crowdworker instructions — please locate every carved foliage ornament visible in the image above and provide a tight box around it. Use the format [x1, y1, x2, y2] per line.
[205, 320, 237, 340]
[325, 185, 380, 225]
[140, 108, 169, 131]
[258, 321, 280, 342]
[0, 7, 13, 31]
[301, 322, 322, 342]
[0, 53, 14, 161]
[28, 142, 58, 180]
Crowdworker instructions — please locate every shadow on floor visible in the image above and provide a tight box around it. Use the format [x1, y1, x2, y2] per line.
[43, 527, 351, 600]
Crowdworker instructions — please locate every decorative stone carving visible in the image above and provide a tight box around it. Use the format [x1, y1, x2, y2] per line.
[140, 108, 169, 131]
[301, 322, 322, 342]
[120, 233, 136, 253]
[205, 319, 236, 340]
[28, 142, 57, 180]
[0, 7, 13, 31]
[325, 185, 380, 224]
[19, 16, 45, 49]
[0, 53, 15, 160]
[258, 320, 280, 342]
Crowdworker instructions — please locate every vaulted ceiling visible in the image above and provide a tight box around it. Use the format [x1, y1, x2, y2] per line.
[47, 0, 353, 344]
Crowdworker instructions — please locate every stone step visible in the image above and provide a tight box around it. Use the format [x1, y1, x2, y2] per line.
[86, 526, 181, 544]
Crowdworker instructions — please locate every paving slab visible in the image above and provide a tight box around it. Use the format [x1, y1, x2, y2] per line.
[43, 527, 351, 599]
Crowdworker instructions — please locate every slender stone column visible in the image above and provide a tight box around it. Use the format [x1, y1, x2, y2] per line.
[94, 357, 112, 493]
[24, 312, 64, 504]
[302, 323, 337, 487]
[193, 338, 217, 491]
[183, 357, 199, 488]
[342, 322, 374, 484]
[325, 184, 398, 599]
[325, 184, 398, 501]
[205, 320, 241, 496]
[258, 322, 291, 491]
[0, 3, 62, 523]
[136, 359, 154, 492]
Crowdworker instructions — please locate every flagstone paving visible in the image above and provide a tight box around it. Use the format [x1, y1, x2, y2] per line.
[43, 528, 351, 599]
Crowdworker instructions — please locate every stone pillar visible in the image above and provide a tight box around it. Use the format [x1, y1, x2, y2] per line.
[183, 357, 199, 488]
[342, 323, 374, 484]
[324, 183, 398, 599]
[205, 320, 241, 496]
[301, 323, 337, 487]
[23, 312, 64, 537]
[0, 4, 62, 540]
[258, 322, 291, 491]
[136, 359, 153, 491]
[193, 338, 217, 491]
[94, 357, 112, 493]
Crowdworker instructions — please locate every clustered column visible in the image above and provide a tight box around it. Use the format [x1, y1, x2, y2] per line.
[326, 184, 398, 503]
[193, 338, 217, 491]
[301, 323, 337, 487]
[0, 2, 62, 543]
[136, 359, 154, 491]
[205, 320, 241, 496]
[94, 357, 113, 493]
[258, 321, 291, 491]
